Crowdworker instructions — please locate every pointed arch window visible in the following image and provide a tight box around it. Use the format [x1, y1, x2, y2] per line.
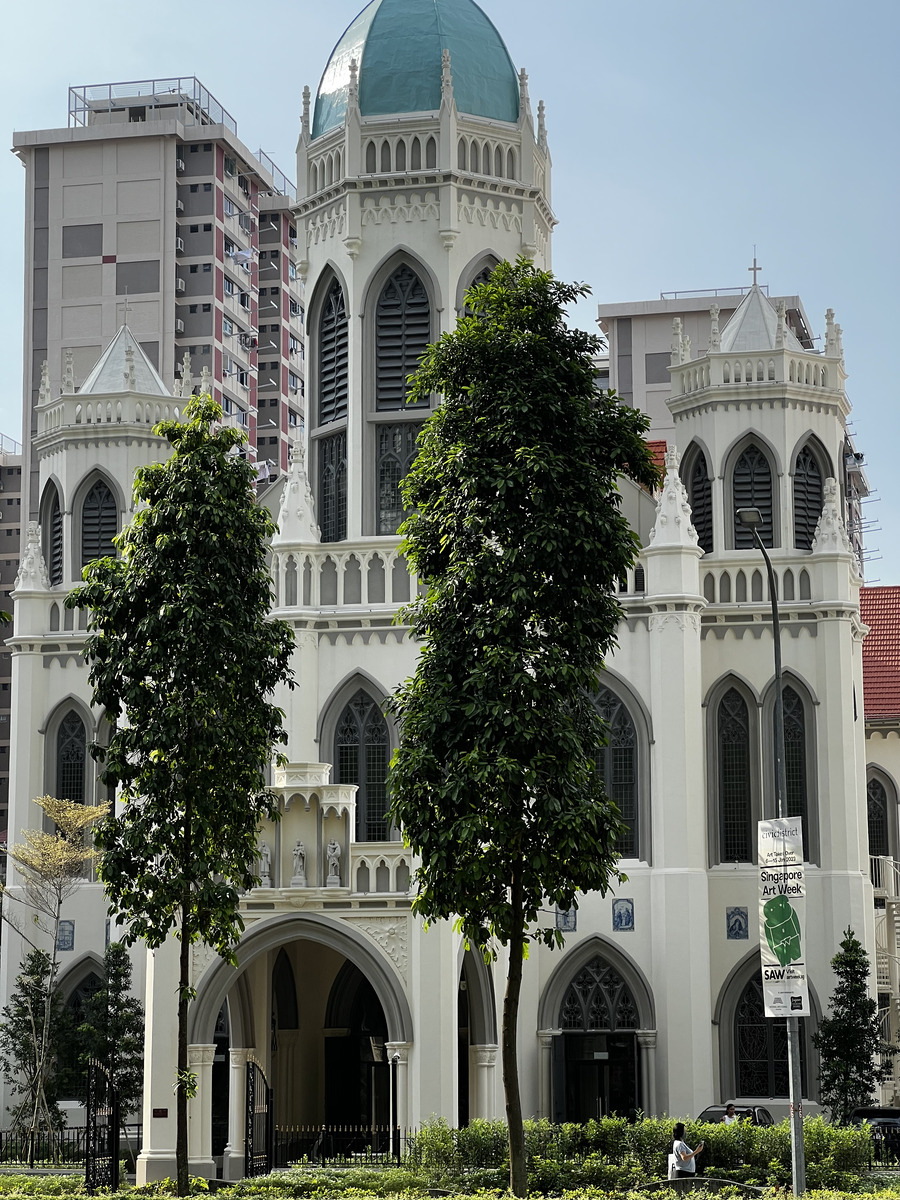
[375, 265, 431, 410]
[318, 279, 349, 425]
[335, 690, 390, 841]
[319, 431, 347, 543]
[81, 479, 117, 566]
[782, 686, 809, 854]
[735, 974, 806, 1096]
[559, 956, 639, 1031]
[377, 423, 420, 535]
[684, 450, 713, 553]
[718, 688, 752, 862]
[46, 487, 63, 586]
[57, 710, 86, 804]
[272, 949, 299, 1031]
[733, 444, 773, 548]
[594, 687, 638, 858]
[463, 262, 497, 317]
[868, 777, 890, 858]
[793, 445, 824, 551]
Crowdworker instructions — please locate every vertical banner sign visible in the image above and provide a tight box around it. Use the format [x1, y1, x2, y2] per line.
[758, 818, 810, 1018]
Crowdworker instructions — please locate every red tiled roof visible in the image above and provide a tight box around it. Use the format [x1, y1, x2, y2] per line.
[861, 586, 900, 720]
[647, 440, 667, 472]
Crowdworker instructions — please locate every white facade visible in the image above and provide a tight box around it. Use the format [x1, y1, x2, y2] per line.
[2, 0, 899, 1182]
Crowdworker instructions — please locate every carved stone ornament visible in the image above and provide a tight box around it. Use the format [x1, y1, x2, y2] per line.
[276, 441, 320, 544]
[648, 445, 699, 548]
[15, 522, 50, 591]
[190, 940, 219, 986]
[812, 477, 853, 555]
[346, 913, 409, 980]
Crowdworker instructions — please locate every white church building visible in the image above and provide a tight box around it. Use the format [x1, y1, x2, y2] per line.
[3, 0, 900, 1182]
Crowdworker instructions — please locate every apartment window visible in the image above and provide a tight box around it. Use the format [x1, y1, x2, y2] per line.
[203, 222, 212, 232]
[203, 183, 212, 192]
[224, 156, 236, 177]
[190, 144, 199, 153]
[259, 288, 267, 297]
[224, 197, 237, 217]
[288, 372, 300, 392]
[190, 224, 199, 233]
[202, 263, 212, 272]
[189, 304, 198, 314]
[224, 279, 235, 296]
[190, 184, 199, 193]
[190, 265, 199, 274]
[203, 143, 212, 152]
[202, 303, 211, 312]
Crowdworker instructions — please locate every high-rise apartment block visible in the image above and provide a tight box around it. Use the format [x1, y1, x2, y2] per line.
[13, 78, 305, 521]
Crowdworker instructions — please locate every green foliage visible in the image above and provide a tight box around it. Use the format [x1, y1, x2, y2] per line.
[813, 928, 897, 1125]
[68, 396, 294, 959]
[68, 395, 295, 1195]
[389, 260, 659, 953]
[77, 942, 145, 1115]
[0, 949, 66, 1135]
[388, 259, 658, 1196]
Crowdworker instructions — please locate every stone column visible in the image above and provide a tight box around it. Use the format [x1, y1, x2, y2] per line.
[137, 939, 180, 1184]
[188, 1044, 216, 1179]
[385, 1041, 412, 1133]
[222, 1048, 254, 1181]
[470, 1045, 498, 1119]
[636, 1030, 658, 1117]
[536, 1031, 557, 1120]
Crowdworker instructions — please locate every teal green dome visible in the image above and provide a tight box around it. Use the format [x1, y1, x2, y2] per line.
[313, 0, 519, 140]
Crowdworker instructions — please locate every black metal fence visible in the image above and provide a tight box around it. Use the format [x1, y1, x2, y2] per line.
[275, 1125, 412, 1167]
[0, 1124, 140, 1167]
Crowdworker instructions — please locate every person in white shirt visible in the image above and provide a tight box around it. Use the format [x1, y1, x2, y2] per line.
[672, 1123, 704, 1177]
[723, 1104, 738, 1125]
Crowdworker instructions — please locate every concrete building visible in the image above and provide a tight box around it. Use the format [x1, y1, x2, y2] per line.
[1, 0, 899, 1181]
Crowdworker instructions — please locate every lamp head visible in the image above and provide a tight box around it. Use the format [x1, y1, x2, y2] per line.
[735, 507, 763, 529]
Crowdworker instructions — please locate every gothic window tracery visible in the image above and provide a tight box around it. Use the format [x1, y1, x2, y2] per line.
[559, 956, 639, 1031]
[735, 974, 806, 1096]
[868, 777, 890, 858]
[594, 687, 638, 858]
[319, 431, 347, 543]
[718, 688, 752, 862]
[57, 710, 86, 804]
[335, 690, 390, 841]
[377, 424, 419, 535]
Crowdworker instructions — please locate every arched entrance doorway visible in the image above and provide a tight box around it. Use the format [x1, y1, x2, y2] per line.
[556, 955, 641, 1120]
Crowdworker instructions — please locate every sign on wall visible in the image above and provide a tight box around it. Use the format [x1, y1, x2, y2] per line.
[758, 818, 810, 1018]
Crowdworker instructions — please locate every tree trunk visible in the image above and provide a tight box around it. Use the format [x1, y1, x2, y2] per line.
[503, 862, 527, 1197]
[177, 906, 190, 1197]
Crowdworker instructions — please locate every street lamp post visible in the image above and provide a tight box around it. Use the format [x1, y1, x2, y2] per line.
[736, 507, 806, 1196]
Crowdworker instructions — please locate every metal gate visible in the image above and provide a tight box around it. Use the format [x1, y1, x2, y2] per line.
[85, 1058, 120, 1193]
[245, 1059, 274, 1177]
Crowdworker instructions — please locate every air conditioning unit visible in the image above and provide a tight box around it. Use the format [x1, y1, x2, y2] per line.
[175, 157, 185, 172]
[175, 237, 185, 253]
[176, 199, 184, 213]
[175, 278, 186, 293]
[175, 318, 185, 334]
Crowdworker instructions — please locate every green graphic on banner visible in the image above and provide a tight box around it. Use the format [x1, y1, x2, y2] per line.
[763, 895, 802, 966]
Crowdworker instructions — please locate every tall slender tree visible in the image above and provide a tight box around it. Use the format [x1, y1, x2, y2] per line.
[388, 259, 659, 1196]
[813, 927, 897, 1124]
[0, 794, 106, 1161]
[68, 396, 294, 1195]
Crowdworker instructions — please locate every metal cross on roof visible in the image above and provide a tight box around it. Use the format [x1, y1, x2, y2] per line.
[748, 253, 762, 285]
[116, 289, 131, 325]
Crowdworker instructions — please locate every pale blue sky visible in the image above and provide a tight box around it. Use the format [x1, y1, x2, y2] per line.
[1, 0, 897, 579]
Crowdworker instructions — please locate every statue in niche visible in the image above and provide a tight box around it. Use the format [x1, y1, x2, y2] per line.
[326, 839, 342, 886]
[291, 841, 307, 887]
[258, 840, 272, 888]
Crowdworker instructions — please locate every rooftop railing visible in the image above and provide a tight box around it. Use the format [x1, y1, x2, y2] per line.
[69, 77, 237, 134]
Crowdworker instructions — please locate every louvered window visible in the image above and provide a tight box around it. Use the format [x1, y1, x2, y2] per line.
[377, 423, 421, 534]
[47, 488, 63, 586]
[868, 778, 890, 858]
[335, 690, 389, 841]
[733, 444, 773, 548]
[793, 445, 823, 550]
[319, 431, 347, 543]
[57, 710, 86, 804]
[81, 479, 117, 566]
[718, 688, 752, 862]
[686, 451, 713, 553]
[375, 265, 431, 410]
[594, 687, 638, 858]
[318, 279, 348, 425]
